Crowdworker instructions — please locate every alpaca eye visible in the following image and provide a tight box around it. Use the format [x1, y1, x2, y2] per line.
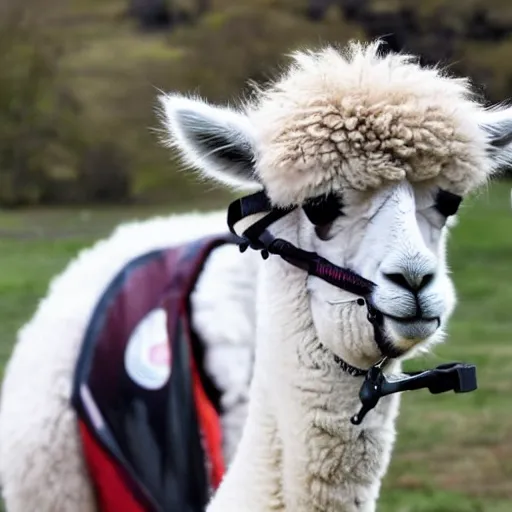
[314, 223, 335, 241]
[434, 189, 462, 217]
[303, 193, 343, 226]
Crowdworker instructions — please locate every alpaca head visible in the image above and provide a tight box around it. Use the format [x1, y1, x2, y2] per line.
[159, 41, 512, 368]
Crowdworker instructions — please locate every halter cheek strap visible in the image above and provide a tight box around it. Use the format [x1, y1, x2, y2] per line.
[227, 189, 477, 425]
[228, 191, 402, 360]
[227, 191, 376, 298]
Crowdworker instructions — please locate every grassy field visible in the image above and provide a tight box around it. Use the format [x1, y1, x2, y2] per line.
[0, 180, 510, 511]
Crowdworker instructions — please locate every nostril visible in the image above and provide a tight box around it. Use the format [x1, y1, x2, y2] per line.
[384, 273, 411, 290]
[384, 271, 435, 292]
[419, 273, 434, 290]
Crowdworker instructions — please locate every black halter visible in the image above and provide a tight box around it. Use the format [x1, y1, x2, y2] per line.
[227, 190, 477, 425]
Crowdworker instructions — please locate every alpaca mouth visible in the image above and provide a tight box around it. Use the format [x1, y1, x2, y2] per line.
[383, 313, 441, 328]
[383, 313, 441, 342]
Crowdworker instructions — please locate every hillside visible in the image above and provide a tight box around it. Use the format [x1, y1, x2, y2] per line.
[1, 0, 512, 206]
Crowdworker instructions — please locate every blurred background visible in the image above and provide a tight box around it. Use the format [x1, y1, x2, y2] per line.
[0, 0, 511, 511]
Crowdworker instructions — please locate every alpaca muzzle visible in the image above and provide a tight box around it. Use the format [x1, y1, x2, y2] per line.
[227, 189, 478, 425]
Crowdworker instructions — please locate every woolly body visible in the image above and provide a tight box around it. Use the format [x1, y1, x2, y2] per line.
[0, 211, 257, 511]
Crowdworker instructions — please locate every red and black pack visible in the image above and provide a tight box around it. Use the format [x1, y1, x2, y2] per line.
[72, 235, 233, 512]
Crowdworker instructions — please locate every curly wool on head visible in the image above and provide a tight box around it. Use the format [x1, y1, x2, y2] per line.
[246, 41, 492, 207]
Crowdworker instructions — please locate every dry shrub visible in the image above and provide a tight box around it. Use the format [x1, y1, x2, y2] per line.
[0, 2, 133, 206]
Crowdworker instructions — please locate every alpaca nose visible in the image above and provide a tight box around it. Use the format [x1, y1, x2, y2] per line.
[383, 270, 435, 293]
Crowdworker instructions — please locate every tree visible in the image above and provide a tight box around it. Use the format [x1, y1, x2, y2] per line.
[128, 0, 171, 30]
[127, 0, 212, 30]
[306, 0, 331, 21]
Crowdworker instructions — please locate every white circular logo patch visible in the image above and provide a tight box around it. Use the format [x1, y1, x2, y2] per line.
[124, 308, 172, 390]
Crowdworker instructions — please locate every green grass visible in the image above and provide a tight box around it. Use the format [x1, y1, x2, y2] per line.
[0, 180, 510, 511]
[380, 180, 512, 511]
[0, 194, 229, 362]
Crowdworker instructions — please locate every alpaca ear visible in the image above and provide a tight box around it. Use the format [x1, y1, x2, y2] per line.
[158, 94, 260, 190]
[480, 106, 512, 170]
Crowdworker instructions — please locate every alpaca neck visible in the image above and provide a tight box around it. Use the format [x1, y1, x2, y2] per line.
[208, 252, 401, 512]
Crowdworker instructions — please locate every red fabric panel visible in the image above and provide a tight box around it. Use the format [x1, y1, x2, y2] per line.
[189, 349, 226, 489]
[176, 240, 227, 490]
[78, 421, 146, 512]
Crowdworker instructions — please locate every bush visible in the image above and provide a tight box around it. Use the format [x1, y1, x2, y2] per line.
[2, 0, 511, 207]
[77, 141, 132, 203]
[0, 4, 133, 206]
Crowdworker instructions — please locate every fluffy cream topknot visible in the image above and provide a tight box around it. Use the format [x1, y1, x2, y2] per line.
[246, 41, 492, 207]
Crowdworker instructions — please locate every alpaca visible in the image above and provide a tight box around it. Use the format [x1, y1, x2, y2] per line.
[0, 39, 511, 512]
[157, 41, 512, 511]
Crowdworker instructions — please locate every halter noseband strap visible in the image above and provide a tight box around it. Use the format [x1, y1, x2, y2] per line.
[227, 190, 477, 425]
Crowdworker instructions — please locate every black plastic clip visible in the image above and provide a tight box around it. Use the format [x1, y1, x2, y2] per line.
[350, 360, 477, 425]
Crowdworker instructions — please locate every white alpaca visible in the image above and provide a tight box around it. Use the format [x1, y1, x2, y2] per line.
[0, 40, 511, 512]
[159, 41, 512, 511]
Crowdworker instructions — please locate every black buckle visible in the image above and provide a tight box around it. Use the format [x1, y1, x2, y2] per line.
[351, 360, 478, 425]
